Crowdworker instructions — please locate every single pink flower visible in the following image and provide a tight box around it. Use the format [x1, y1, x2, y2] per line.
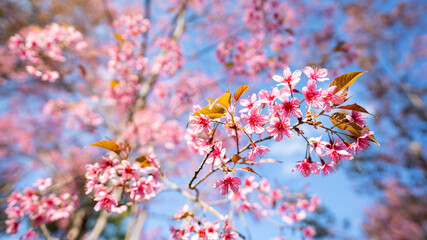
[115, 160, 139, 182]
[325, 139, 353, 163]
[266, 117, 294, 141]
[348, 131, 373, 155]
[247, 144, 270, 161]
[272, 66, 302, 86]
[93, 191, 117, 212]
[303, 226, 316, 238]
[239, 93, 257, 113]
[319, 162, 337, 176]
[241, 104, 268, 134]
[308, 136, 328, 157]
[346, 111, 366, 127]
[213, 174, 242, 195]
[321, 86, 344, 112]
[302, 80, 324, 109]
[292, 159, 319, 177]
[275, 96, 302, 118]
[206, 141, 226, 166]
[189, 114, 211, 134]
[303, 66, 329, 81]
[259, 87, 280, 106]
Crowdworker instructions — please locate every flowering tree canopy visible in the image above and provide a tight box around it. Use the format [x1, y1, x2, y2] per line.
[2, 0, 423, 239]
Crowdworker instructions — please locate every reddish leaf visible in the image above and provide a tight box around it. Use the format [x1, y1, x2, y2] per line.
[234, 85, 251, 102]
[239, 166, 261, 177]
[338, 103, 376, 117]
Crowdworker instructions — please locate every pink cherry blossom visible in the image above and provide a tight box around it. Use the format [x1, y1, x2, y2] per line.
[308, 136, 328, 156]
[292, 159, 319, 177]
[206, 141, 226, 166]
[273, 66, 302, 86]
[239, 93, 258, 113]
[303, 66, 329, 81]
[346, 110, 366, 127]
[275, 97, 303, 118]
[325, 139, 353, 163]
[213, 174, 242, 195]
[302, 80, 324, 109]
[259, 87, 280, 106]
[321, 86, 344, 112]
[319, 162, 337, 176]
[303, 226, 316, 238]
[247, 144, 271, 161]
[189, 114, 212, 134]
[34, 178, 52, 191]
[94, 191, 117, 212]
[115, 160, 139, 182]
[266, 117, 294, 141]
[241, 104, 268, 134]
[348, 131, 373, 155]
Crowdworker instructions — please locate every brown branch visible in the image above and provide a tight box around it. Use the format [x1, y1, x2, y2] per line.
[86, 210, 111, 240]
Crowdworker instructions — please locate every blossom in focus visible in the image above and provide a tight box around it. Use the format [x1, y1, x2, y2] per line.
[214, 174, 242, 195]
[303, 66, 329, 82]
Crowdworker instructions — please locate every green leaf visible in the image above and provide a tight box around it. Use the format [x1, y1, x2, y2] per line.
[329, 71, 366, 93]
[234, 85, 251, 102]
[89, 140, 121, 154]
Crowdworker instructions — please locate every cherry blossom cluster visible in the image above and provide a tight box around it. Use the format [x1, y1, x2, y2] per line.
[113, 14, 150, 39]
[8, 23, 87, 82]
[153, 73, 219, 116]
[170, 206, 239, 240]
[84, 152, 162, 213]
[241, 0, 292, 33]
[216, 36, 270, 76]
[43, 99, 103, 129]
[5, 178, 77, 237]
[187, 65, 375, 195]
[154, 37, 183, 76]
[123, 109, 184, 151]
[229, 176, 320, 231]
[227, 176, 318, 239]
[106, 14, 150, 109]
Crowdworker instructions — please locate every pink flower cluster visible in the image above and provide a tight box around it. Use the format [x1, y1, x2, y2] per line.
[187, 64, 374, 186]
[106, 14, 150, 109]
[154, 37, 183, 76]
[113, 14, 150, 39]
[43, 99, 103, 129]
[123, 109, 184, 151]
[170, 214, 239, 240]
[85, 154, 162, 213]
[242, 0, 292, 33]
[216, 36, 270, 76]
[229, 176, 319, 238]
[5, 178, 77, 237]
[9, 23, 87, 82]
